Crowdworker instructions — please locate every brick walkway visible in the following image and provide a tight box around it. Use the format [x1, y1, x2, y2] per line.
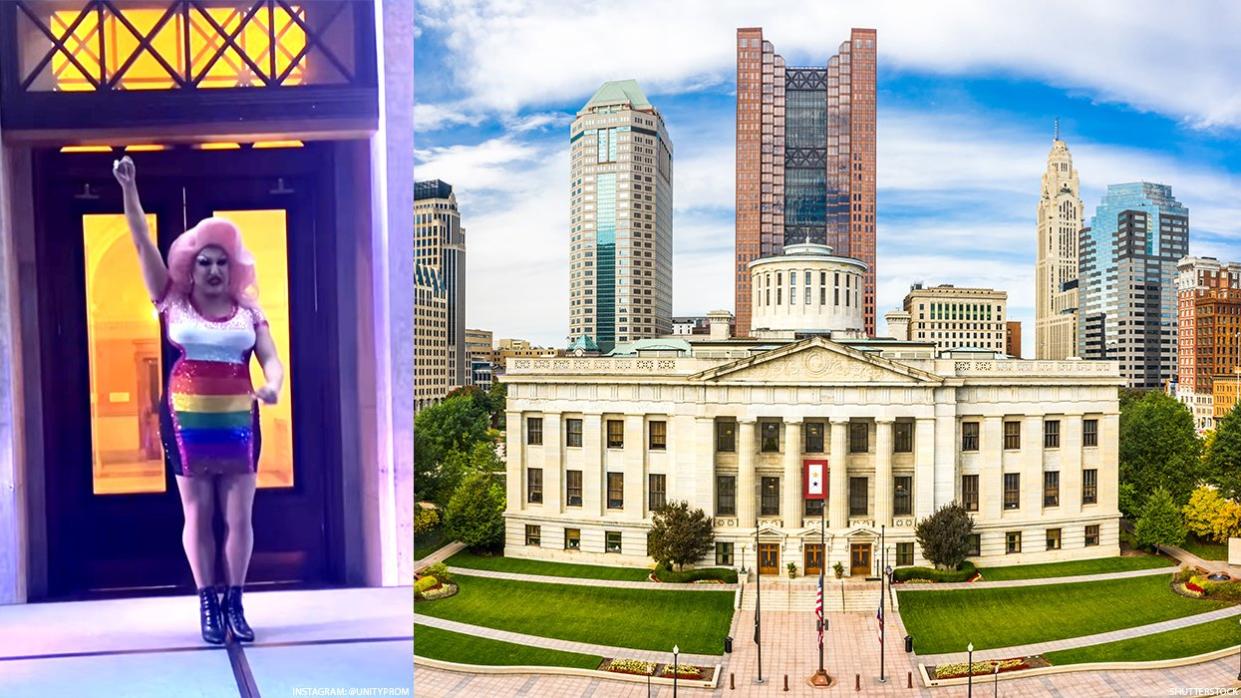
[414, 614, 724, 665]
[895, 563, 1175, 592]
[1161, 543, 1241, 576]
[446, 566, 740, 592]
[414, 541, 465, 569]
[915, 605, 1241, 664]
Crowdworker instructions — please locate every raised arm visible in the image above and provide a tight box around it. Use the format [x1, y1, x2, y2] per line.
[112, 156, 168, 300]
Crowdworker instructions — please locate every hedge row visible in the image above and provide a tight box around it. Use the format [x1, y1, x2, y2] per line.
[892, 561, 977, 583]
[652, 564, 738, 584]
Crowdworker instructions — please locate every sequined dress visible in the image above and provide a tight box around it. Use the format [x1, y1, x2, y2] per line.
[155, 285, 266, 477]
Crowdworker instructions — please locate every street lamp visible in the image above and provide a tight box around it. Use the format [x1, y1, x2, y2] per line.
[1237, 617, 1240, 681]
[993, 660, 999, 697]
[673, 644, 680, 697]
[967, 642, 974, 698]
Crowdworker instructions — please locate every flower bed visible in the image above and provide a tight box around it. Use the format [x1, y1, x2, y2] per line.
[416, 582, 458, 601]
[660, 663, 705, 680]
[932, 657, 1031, 680]
[601, 658, 656, 676]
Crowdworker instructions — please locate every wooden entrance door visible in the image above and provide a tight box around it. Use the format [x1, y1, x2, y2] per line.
[803, 544, 824, 575]
[758, 544, 780, 575]
[850, 543, 872, 577]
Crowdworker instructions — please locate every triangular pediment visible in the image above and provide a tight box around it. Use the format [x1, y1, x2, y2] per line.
[690, 337, 940, 384]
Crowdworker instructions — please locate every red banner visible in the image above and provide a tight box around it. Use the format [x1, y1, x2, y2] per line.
[803, 460, 828, 500]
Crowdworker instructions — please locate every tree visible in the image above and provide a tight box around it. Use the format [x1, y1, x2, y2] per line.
[1135, 487, 1187, 549]
[914, 503, 974, 570]
[646, 501, 715, 571]
[1183, 485, 1225, 541]
[918, 501, 972, 568]
[1119, 390, 1202, 515]
[414, 507, 440, 535]
[444, 470, 506, 552]
[1206, 402, 1241, 501]
[415, 393, 492, 504]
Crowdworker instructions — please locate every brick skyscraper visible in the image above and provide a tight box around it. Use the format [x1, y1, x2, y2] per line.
[734, 27, 877, 337]
[1175, 256, 1241, 431]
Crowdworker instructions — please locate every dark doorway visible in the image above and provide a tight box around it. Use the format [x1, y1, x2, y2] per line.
[35, 145, 343, 599]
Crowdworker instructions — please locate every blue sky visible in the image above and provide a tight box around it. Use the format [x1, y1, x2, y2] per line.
[414, 0, 1241, 355]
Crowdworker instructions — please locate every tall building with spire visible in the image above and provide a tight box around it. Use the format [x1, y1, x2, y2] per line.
[1035, 123, 1083, 359]
[734, 27, 877, 338]
[568, 80, 674, 354]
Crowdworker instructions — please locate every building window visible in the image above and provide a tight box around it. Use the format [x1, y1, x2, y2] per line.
[1004, 421, 1021, 450]
[607, 472, 624, 509]
[566, 470, 583, 506]
[1085, 524, 1100, 546]
[649, 421, 667, 450]
[1043, 471, 1060, 507]
[606, 531, 622, 553]
[894, 421, 913, 453]
[1044, 420, 1060, 448]
[894, 476, 912, 516]
[565, 528, 581, 550]
[804, 422, 825, 452]
[1006, 531, 1022, 554]
[849, 476, 868, 516]
[566, 418, 583, 447]
[761, 476, 780, 515]
[716, 542, 734, 566]
[527, 417, 543, 445]
[1083, 469, 1098, 504]
[717, 420, 736, 452]
[1003, 473, 1020, 510]
[607, 420, 624, 448]
[1084, 419, 1098, 447]
[1046, 528, 1061, 551]
[896, 542, 914, 566]
[849, 421, 868, 453]
[525, 525, 541, 546]
[967, 534, 981, 556]
[961, 422, 979, 451]
[805, 497, 824, 516]
[760, 421, 780, 452]
[962, 474, 979, 512]
[648, 474, 666, 511]
[716, 475, 736, 515]
[527, 468, 543, 503]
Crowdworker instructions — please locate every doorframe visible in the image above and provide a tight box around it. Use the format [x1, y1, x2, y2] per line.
[758, 543, 781, 576]
[803, 542, 824, 576]
[849, 542, 873, 577]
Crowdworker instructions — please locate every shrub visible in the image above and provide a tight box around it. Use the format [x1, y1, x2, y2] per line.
[444, 470, 506, 551]
[660, 663, 704, 679]
[933, 658, 1025, 679]
[423, 562, 453, 584]
[1182, 486, 1241, 543]
[604, 658, 655, 676]
[914, 503, 974, 570]
[1202, 581, 1241, 602]
[1135, 487, 1187, 548]
[415, 507, 440, 535]
[653, 564, 738, 584]
[893, 561, 977, 583]
[414, 576, 439, 596]
[1173, 567, 1197, 584]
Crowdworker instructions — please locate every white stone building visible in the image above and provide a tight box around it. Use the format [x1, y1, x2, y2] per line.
[502, 245, 1122, 576]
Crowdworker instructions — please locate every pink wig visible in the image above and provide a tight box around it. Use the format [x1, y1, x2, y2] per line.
[166, 217, 258, 306]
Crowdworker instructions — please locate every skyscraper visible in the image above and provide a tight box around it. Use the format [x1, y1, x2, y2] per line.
[1035, 126, 1083, 359]
[568, 80, 673, 353]
[1079, 183, 1189, 388]
[1175, 256, 1241, 431]
[415, 179, 467, 386]
[734, 27, 877, 337]
[414, 264, 450, 413]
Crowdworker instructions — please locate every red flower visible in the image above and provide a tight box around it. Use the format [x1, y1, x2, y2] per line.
[1186, 582, 1204, 593]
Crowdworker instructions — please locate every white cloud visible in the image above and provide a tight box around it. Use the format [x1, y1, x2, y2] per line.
[413, 102, 485, 131]
[417, 0, 1241, 129]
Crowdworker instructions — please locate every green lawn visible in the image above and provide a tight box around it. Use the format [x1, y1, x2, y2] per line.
[898, 574, 1231, 654]
[446, 550, 653, 581]
[414, 575, 734, 655]
[414, 624, 602, 668]
[978, 555, 1175, 581]
[1182, 535, 1229, 562]
[414, 527, 449, 561]
[1045, 614, 1241, 664]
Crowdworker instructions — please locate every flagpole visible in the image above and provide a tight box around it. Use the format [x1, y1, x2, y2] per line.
[809, 460, 831, 688]
[754, 509, 764, 685]
[879, 524, 886, 684]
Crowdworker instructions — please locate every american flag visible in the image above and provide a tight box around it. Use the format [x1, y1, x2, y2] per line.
[815, 575, 824, 644]
[876, 600, 884, 645]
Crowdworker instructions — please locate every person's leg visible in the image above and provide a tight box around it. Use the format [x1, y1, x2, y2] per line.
[217, 473, 258, 585]
[173, 474, 217, 588]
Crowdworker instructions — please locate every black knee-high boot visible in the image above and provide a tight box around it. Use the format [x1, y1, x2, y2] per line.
[223, 586, 255, 642]
[199, 587, 226, 645]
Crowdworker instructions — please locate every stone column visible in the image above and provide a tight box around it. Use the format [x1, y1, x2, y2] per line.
[624, 414, 646, 519]
[504, 410, 523, 513]
[1023, 415, 1045, 513]
[782, 418, 803, 529]
[914, 417, 935, 518]
[1100, 413, 1121, 515]
[543, 412, 563, 513]
[692, 417, 715, 513]
[874, 418, 894, 527]
[829, 418, 849, 529]
[933, 390, 958, 508]
[981, 416, 1004, 521]
[737, 418, 757, 527]
[1061, 414, 1083, 516]
[582, 412, 604, 517]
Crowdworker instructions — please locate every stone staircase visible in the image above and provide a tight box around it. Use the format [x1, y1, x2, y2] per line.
[739, 578, 886, 613]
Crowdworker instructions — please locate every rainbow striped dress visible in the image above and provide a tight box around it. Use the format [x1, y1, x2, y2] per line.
[156, 288, 266, 477]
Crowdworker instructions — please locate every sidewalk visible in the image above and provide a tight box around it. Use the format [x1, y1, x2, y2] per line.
[446, 566, 738, 591]
[1161, 543, 1239, 576]
[414, 614, 723, 665]
[915, 605, 1241, 664]
[894, 563, 1174, 592]
[414, 541, 465, 569]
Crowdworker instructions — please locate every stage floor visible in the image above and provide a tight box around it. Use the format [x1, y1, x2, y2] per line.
[0, 587, 413, 697]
